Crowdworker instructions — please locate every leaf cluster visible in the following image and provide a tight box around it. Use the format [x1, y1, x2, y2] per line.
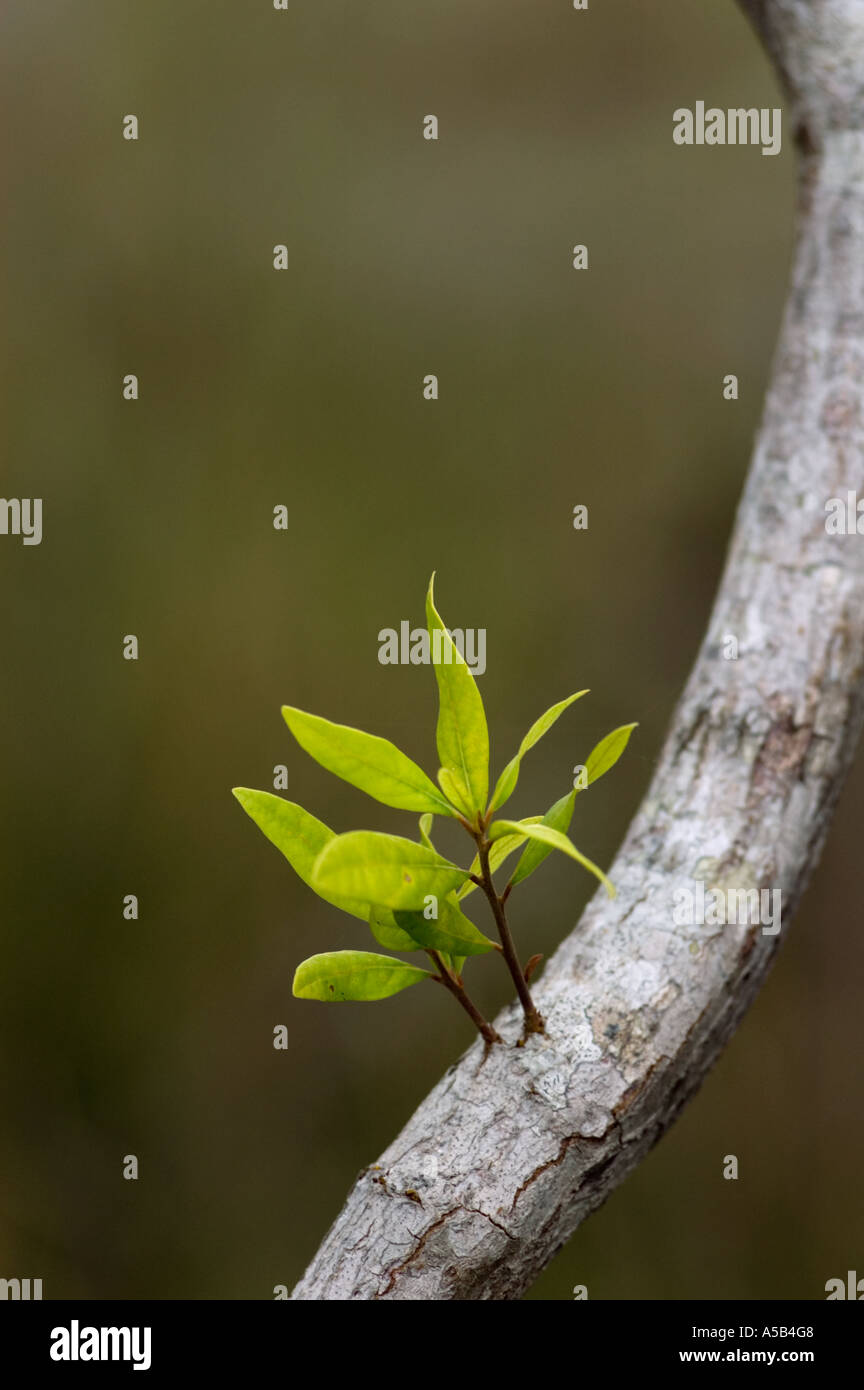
[234, 577, 635, 1019]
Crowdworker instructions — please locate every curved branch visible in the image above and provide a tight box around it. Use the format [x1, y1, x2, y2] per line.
[293, 0, 864, 1299]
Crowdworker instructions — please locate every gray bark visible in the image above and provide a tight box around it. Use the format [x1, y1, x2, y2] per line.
[293, 0, 864, 1299]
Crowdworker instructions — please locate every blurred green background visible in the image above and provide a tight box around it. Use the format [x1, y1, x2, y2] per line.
[1, 0, 860, 1300]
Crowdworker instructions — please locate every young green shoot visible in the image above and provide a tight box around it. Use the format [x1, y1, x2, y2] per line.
[234, 576, 636, 1046]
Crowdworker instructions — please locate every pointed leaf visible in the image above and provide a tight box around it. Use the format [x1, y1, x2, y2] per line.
[584, 723, 638, 787]
[488, 690, 589, 813]
[491, 818, 615, 898]
[508, 791, 576, 889]
[282, 705, 456, 816]
[232, 789, 367, 919]
[293, 951, 430, 1001]
[437, 766, 473, 818]
[393, 895, 496, 956]
[426, 575, 489, 816]
[418, 814, 436, 851]
[313, 830, 468, 912]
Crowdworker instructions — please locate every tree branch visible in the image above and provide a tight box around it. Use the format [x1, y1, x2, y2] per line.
[293, 0, 864, 1299]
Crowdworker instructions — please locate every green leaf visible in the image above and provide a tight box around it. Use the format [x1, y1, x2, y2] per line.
[491, 818, 615, 898]
[370, 871, 487, 967]
[457, 815, 543, 898]
[426, 574, 489, 818]
[293, 951, 430, 1001]
[488, 690, 589, 813]
[281, 705, 456, 817]
[418, 814, 436, 851]
[508, 791, 576, 889]
[393, 895, 496, 956]
[232, 789, 367, 919]
[312, 830, 468, 912]
[369, 907, 419, 952]
[502, 727, 635, 891]
[583, 723, 638, 787]
[437, 766, 473, 818]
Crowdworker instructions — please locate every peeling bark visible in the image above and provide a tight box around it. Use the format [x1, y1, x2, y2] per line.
[293, 0, 864, 1299]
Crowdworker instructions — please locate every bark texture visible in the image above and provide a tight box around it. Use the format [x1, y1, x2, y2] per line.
[294, 0, 864, 1299]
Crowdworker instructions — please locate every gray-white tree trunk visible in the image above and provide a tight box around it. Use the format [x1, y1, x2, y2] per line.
[294, 0, 864, 1299]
